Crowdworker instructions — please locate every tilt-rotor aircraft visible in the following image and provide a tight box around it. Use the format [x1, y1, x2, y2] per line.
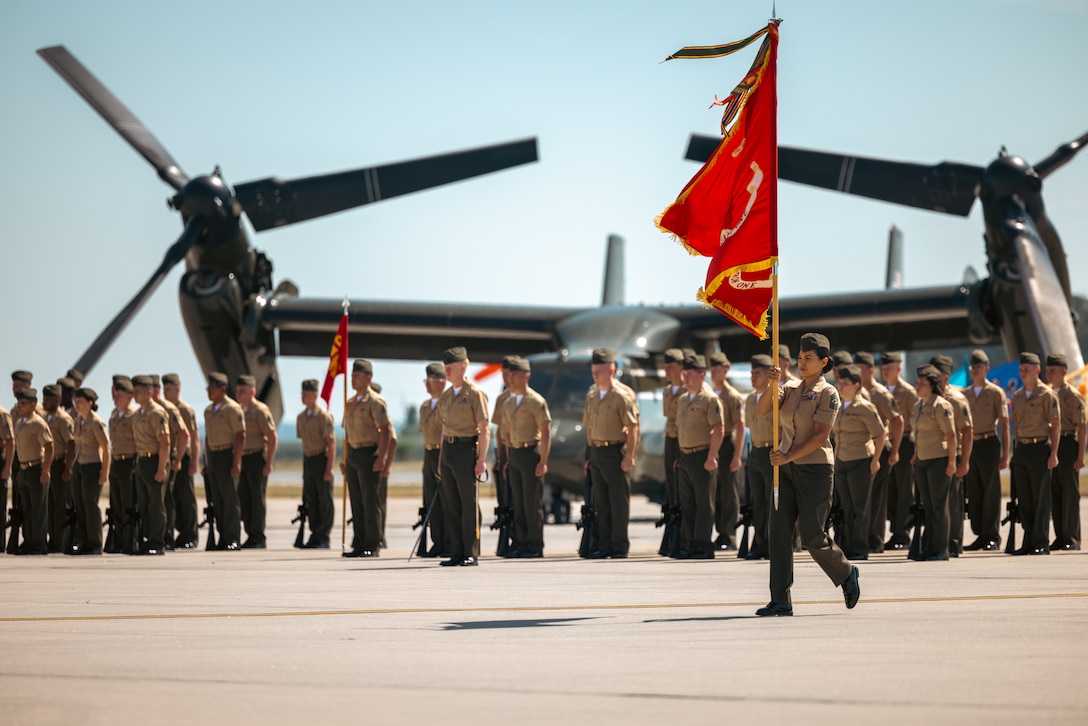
[39, 45, 1086, 510]
[37, 45, 538, 424]
[685, 132, 1088, 370]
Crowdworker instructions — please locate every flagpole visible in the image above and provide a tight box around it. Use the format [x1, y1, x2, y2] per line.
[340, 297, 350, 553]
[770, 18, 780, 512]
[772, 269, 780, 511]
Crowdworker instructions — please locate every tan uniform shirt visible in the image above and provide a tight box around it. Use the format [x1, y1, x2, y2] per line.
[343, 389, 390, 447]
[716, 382, 745, 443]
[502, 387, 551, 446]
[158, 398, 185, 459]
[1011, 385, 1059, 439]
[911, 394, 955, 460]
[942, 387, 973, 454]
[14, 412, 53, 462]
[45, 410, 75, 462]
[888, 379, 919, 434]
[242, 399, 276, 454]
[438, 380, 489, 438]
[172, 399, 199, 451]
[662, 384, 686, 438]
[832, 397, 884, 462]
[744, 390, 775, 446]
[865, 380, 900, 448]
[1054, 385, 1087, 434]
[583, 381, 638, 443]
[419, 398, 444, 448]
[133, 401, 170, 455]
[109, 403, 139, 457]
[776, 377, 839, 466]
[204, 397, 246, 450]
[0, 406, 14, 454]
[297, 407, 335, 457]
[74, 412, 110, 465]
[491, 390, 511, 427]
[676, 386, 724, 449]
[965, 380, 1007, 436]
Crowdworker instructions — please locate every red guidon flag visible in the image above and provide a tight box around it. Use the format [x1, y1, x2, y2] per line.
[321, 310, 349, 407]
[656, 22, 780, 339]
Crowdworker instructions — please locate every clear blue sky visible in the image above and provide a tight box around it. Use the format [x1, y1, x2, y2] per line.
[2, 0, 1086, 425]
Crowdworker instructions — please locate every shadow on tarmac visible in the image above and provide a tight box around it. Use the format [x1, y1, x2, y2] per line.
[440, 617, 599, 630]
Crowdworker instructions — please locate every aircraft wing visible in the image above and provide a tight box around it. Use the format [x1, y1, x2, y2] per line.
[262, 285, 973, 364]
[685, 135, 983, 217]
[659, 284, 973, 358]
[261, 297, 581, 362]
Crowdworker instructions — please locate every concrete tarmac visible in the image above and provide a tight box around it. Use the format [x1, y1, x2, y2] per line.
[1, 495, 1085, 725]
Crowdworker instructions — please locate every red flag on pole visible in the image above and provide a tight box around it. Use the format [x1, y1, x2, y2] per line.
[656, 22, 780, 339]
[321, 310, 349, 407]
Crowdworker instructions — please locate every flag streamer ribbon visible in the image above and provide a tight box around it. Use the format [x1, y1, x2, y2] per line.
[656, 21, 780, 340]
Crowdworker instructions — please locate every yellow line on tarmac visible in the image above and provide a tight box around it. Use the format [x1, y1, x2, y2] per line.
[1, 592, 1085, 623]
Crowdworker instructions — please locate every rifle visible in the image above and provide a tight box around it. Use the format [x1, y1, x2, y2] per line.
[736, 504, 753, 559]
[576, 464, 597, 558]
[1002, 458, 1020, 555]
[198, 502, 217, 551]
[655, 458, 682, 557]
[823, 487, 846, 548]
[489, 459, 514, 557]
[409, 486, 441, 562]
[5, 506, 21, 555]
[736, 467, 752, 559]
[412, 505, 429, 557]
[103, 506, 117, 553]
[121, 467, 143, 555]
[906, 486, 926, 561]
[290, 503, 307, 549]
[61, 503, 78, 555]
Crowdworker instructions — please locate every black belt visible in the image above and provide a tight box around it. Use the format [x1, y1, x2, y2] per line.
[510, 441, 538, 449]
[112, 453, 136, 461]
[680, 445, 709, 454]
[1017, 437, 1049, 445]
[752, 442, 773, 449]
[138, 452, 157, 458]
[424, 444, 441, 451]
[209, 444, 234, 452]
[591, 440, 624, 447]
[445, 436, 478, 445]
[1061, 431, 1078, 438]
[973, 432, 996, 441]
[242, 449, 265, 456]
[19, 459, 42, 470]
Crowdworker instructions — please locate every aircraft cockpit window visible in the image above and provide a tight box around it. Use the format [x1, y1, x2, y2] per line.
[526, 361, 591, 412]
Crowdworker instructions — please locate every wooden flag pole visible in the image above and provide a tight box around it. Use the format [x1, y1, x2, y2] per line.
[772, 268, 780, 510]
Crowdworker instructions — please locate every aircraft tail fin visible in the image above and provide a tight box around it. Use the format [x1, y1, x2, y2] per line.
[885, 224, 904, 290]
[602, 234, 625, 306]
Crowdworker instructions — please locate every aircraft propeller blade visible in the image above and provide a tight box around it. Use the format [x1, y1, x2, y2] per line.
[233, 138, 539, 231]
[685, 134, 984, 217]
[1033, 129, 1088, 179]
[72, 219, 205, 376]
[37, 46, 189, 192]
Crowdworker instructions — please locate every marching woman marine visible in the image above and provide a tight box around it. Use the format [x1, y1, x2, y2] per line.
[757, 333, 860, 616]
[832, 365, 886, 560]
[71, 388, 109, 555]
[909, 366, 957, 561]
